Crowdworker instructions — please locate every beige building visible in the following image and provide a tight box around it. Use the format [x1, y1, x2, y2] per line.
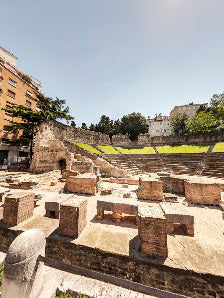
[0, 46, 42, 165]
[148, 113, 171, 137]
[170, 102, 208, 118]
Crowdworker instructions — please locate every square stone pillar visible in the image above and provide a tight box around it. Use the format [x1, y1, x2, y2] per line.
[59, 196, 87, 239]
[138, 203, 167, 258]
[3, 192, 34, 225]
[138, 178, 163, 201]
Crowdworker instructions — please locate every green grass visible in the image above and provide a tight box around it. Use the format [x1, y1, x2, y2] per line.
[156, 144, 210, 154]
[212, 142, 224, 152]
[73, 143, 101, 154]
[115, 146, 156, 154]
[0, 263, 4, 291]
[98, 145, 120, 154]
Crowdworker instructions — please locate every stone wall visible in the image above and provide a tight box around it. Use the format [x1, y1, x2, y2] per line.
[112, 134, 133, 146]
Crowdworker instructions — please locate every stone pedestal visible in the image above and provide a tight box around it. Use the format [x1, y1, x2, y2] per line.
[3, 192, 34, 225]
[138, 178, 163, 201]
[138, 203, 167, 258]
[185, 180, 221, 204]
[59, 196, 87, 239]
[64, 174, 97, 195]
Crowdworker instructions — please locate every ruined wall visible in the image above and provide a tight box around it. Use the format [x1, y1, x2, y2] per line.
[36, 121, 110, 146]
[138, 132, 224, 146]
[112, 134, 133, 146]
[0, 225, 223, 297]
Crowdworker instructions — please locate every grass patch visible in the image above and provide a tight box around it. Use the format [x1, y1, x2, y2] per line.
[115, 146, 155, 154]
[74, 143, 101, 154]
[0, 263, 4, 291]
[156, 144, 210, 154]
[212, 142, 224, 152]
[98, 145, 120, 154]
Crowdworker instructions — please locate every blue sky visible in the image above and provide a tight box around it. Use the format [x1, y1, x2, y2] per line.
[1, 0, 224, 126]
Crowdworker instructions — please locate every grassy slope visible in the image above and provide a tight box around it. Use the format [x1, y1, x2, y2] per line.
[156, 144, 209, 154]
[73, 143, 101, 154]
[98, 145, 120, 154]
[115, 146, 155, 154]
[212, 142, 224, 152]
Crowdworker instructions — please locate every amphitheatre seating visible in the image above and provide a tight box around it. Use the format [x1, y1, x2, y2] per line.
[159, 153, 204, 175]
[102, 154, 142, 175]
[126, 154, 165, 173]
[201, 153, 224, 178]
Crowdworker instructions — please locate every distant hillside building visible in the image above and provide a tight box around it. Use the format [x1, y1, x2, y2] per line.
[148, 114, 171, 137]
[170, 102, 208, 118]
[0, 46, 42, 165]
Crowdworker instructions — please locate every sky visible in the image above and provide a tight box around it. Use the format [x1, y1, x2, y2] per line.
[1, 0, 224, 127]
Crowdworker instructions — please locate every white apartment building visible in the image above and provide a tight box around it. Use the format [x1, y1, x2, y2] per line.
[148, 113, 171, 137]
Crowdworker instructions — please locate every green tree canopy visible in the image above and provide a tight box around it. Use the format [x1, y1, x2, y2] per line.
[169, 113, 188, 136]
[81, 123, 88, 130]
[120, 112, 149, 140]
[2, 93, 73, 147]
[186, 111, 218, 135]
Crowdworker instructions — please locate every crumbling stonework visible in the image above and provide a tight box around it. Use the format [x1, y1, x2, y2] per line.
[109, 177, 139, 185]
[161, 203, 194, 236]
[64, 174, 98, 195]
[59, 197, 87, 239]
[138, 203, 167, 258]
[61, 169, 79, 179]
[3, 192, 34, 225]
[185, 180, 221, 204]
[158, 173, 185, 195]
[138, 178, 163, 200]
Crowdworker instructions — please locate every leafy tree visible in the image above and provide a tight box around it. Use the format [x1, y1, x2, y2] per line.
[89, 123, 95, 131]
[2, 93, 73, 152]
[71, 120, 76, 128]
[186, 111, 217, 135]
[95, 115, 112, 135]
[81, 123, 88, 130]
[169, 113, 188, 136]
[209, 92, 224, 121]
[120, 112, 149, 141]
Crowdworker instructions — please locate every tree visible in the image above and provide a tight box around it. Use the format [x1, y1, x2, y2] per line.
[186, 111, 218, 135]
[89, 123, 95, 131]
[209, 92, 224, 121]
[81, 123, 88, 130]
[120, 112, 149, 140]
[169, 113, 188, 136]
[2, 93, 73, 152]
[71, 120, 76, 128]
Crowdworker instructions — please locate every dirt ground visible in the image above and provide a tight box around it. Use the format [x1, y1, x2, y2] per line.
[0, 170, 224, 277]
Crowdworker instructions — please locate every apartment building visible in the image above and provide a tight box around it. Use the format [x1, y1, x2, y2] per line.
[148, 113, 171, 137]
[0, 46, 42, 165]
[170, 102, 208, 118]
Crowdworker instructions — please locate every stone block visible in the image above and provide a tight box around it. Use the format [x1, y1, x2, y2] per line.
[138, 203, 167, 258]
[3, 192, 34, 225]
[61, 169, 79, 179]
[64, 174, 97, 195]
[122, 184, 128, 188]
[123, 192, 131, 198]
[101, 188, 113, 195]
[138, 178, 163, 201]
[185, 180, 221, 204]
[59, 196, 87, 239]
[160, 176, 185, 195]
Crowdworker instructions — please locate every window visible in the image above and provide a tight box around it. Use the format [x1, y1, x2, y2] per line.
[26, 90, 35, 100]
[4, 113, 13, 122]
[25, 100, 31, 107]
[7, 89, 16, 99]
[8, 78, 17, 88]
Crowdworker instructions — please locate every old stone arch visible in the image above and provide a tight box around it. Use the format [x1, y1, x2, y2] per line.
[58, 158, 66, 170]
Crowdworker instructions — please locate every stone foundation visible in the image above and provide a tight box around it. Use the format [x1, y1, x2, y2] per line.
[64, 174, 97, 195]
[138, 203, 167, 258]
[109, 177, 139, 185]
[3, 192, 34, 225]
[59, 196, 87, 239]
[158, 174, 185, 195]
[161, 203, 194, 236]
[138, 178, 163, 201]
[185, 180, 221, 204]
